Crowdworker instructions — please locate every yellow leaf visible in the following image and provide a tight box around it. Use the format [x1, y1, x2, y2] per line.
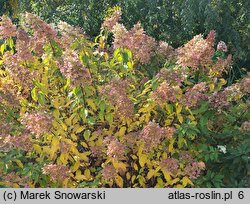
[138, 175, 146, 187]
[75, 126, 85, 134]
[33, 144, 42, 154]
[71, 161, 80, 172]
[78, 152, 90, 162]
[126, 172, 131, 180]
[86, 99, 97, 111]
[53, 109, 60, 119]
[75, 170, 87, 181]
[139, 154, 147, 168]
[113, 161, 127, 172]
[170, 178, 180, 185]
[147, 169, 155, 180]
[53, 97, 60, 108]
[162, 170, 171, 182]
[84, 169, 91, 180]
[117, 126, 126, 137]
[176, 104, 182, 114]
[59, 153, 69, 165]
[59, 121, 67, 131]
[156, 178, 164, 188]
[182, 176, 194, 187]
[62, 178, 69, 188]
[168, 138, 175, 153]
[177, 114, 183, 123]
[131, 175, 136, 184]
[64, 118, 72, 126]
[133, 163, 138, 171]
[50, 137, 59, 159]
[165, 103, 173, 114]
[208, 83, 215, 92]
[15, 160, 23, 168]
[115, 175, 123, 188]
[80, 142, 88, 148]
[70, 133, 78, 141]
[175, 184, 184, 188]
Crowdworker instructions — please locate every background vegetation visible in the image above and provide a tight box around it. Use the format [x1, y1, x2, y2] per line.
[1, 0, 249, 83]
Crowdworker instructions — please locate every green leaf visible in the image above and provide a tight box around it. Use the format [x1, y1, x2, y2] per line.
[31, 87, 38, 102]
[106, 112, 113, 124]
[38, 91, 46, 105]
[84, 130, 91, 141]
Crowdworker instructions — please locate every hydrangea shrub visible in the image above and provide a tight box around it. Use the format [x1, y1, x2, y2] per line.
[0, 12, 249, 188]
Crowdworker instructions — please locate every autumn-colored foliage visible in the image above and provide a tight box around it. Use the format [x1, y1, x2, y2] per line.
[0, 11, 249, 188]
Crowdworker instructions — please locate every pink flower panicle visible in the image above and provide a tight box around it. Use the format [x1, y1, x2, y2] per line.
[211, 54, 232, 77]
[240, 76, 250, 94]
[59, 49, 92, 87]
[0, 131, 33, 152]
[182, 82, 208, 108]
[102, 164, 117, 180]
[206, 30, 216, 45]
[217, 41, 228, 52]
[179, 151, 205, 179]
[160, 157, 179, 175]
[209, 91, 230, 109]
[105, 136, 125, 159]
[102, 10, 122, 31]
[140, 122, 175, 151]
[24, 13, 58, 54]
[177, 32, 215, 73]
[57, 21, 85, 38]
[156, 68, 188, 86]
[151, 81, 179, 106]
[3, 172, 31, 187]
[90, 145, 104, 157]
[157, 41, 176, 60]
[112, 23, 157, 64]
[0, 15, 17, 39]
[42, 164, 70, 183]
[20, 111, 52, 138]
[124, 131, 139, 148]
[224, 83, 242, 101]
[101, 78, 134, 119]
[3, 52, 37, 96]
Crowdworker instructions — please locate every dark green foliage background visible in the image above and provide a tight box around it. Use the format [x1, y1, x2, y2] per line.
[1, 0, 249, 82]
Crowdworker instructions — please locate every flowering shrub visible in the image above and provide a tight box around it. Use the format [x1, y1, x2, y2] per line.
[0, 12, 249, 188]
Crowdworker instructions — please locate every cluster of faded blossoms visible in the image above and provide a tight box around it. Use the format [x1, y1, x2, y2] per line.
[101, 78, 134, 119]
